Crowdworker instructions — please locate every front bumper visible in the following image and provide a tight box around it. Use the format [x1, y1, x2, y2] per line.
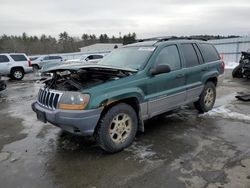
[32, 102, 102, 136]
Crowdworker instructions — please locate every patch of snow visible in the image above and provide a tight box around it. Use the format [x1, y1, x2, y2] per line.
[201, 105, 250, 122]
[225, 61, 238, 69]
[125, 142, 157, 163]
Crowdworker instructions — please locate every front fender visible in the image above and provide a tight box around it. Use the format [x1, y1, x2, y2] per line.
[89, 87, 145, 109]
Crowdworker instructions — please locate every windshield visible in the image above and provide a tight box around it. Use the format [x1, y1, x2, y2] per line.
[80, 55, 87, 61]
[98, 46, 155, 70]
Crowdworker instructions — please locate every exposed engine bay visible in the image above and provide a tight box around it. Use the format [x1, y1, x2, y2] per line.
[43, 68, 134, 91]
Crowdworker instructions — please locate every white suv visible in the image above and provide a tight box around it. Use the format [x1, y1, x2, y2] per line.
[0, 53, 33, 80]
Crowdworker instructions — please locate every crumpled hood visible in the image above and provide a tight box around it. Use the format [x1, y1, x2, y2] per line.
[41, 63, 138, 73]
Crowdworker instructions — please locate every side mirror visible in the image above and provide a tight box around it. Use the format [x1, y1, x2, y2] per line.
[85, 58, 89, 61]
[149, 64, 171, 76]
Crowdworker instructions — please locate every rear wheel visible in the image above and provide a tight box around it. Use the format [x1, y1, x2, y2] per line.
[194, 82, 216, 113]
[11, 68, 24, 80]
[95, 103, 138, 153]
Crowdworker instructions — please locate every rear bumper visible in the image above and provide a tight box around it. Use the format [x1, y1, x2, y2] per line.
[24, 67, 33, 74]
[32, 102, 102, 136]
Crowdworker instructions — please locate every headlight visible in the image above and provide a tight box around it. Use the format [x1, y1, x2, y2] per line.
[58, 92, 90, 110]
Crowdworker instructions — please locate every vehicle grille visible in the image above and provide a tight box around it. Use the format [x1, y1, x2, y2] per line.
[37, 88, 62, 110]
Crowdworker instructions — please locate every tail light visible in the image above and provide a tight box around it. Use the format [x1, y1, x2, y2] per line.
[221, 61, 225, 74]
[28, 60, 32, 67]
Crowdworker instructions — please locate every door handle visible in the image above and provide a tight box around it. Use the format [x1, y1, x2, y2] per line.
[176, 74, 185, 78]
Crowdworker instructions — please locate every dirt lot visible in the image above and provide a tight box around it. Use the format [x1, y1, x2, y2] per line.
[0, 71, 250, 188]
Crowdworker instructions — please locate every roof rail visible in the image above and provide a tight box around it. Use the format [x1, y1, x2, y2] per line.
[138, 36, 207, 43]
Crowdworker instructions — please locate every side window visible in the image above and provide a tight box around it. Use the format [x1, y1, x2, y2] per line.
[181, 44, 199, 67]
[155, 45, 181, 71]
[43, 56, 49, 60]
[10, 55, 27, 61]
[93, 55, 103, 59]
[49, 56, 56, 60]
[199, 43, 220, 63]
[0, 55, 10, 63]
[51, 56, 62, 60]
[87, 55, 94, 60]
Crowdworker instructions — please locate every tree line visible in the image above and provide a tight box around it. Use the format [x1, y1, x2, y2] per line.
[0, 32, 137, 55]
[0, 32, 240, 55]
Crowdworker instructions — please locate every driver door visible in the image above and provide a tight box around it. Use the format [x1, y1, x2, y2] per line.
[146, 44, 187, 117]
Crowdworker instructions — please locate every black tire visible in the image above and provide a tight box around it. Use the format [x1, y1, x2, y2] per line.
[194, 82, 216, 113]
[11, 68, 24, 80]
[232, 64, 243, 78]
[95, 103, 138, 153]
[32, 65, 39, 72]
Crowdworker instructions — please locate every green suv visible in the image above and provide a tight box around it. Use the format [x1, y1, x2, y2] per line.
[32, 38, 224, 153]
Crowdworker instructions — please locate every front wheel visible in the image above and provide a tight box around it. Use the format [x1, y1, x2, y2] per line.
[95, 103, 138, 153]
[194, 82, 216, 113]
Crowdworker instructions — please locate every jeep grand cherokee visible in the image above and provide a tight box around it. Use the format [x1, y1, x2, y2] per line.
[32, 38, 224, 153]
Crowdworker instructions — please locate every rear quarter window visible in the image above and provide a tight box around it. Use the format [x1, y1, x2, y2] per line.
[10, 55, 27, 61]
[199, 43, 220, 62]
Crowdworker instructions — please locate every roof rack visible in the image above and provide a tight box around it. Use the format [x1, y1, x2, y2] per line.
[138, 36, 207, 43]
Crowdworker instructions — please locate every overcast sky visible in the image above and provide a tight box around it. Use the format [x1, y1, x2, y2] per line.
[0, 0, 250, 38]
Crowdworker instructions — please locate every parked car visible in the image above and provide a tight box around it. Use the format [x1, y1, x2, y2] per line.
[66, 54, 105, 64]
[31, 55, 63, 71]
[32, 38, 224, 153]
[41, 54, 106, 72]
[0, 77, 6, 91]
[0, 53, 33, 80]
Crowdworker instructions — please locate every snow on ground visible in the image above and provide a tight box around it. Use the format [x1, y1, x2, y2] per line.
[125, 142, 157, 163]
[201, 105, 250, 122]
[225, 61, 238, 69]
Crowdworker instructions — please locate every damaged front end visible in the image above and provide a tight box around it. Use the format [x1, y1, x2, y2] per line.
[32, 65, 137, 135]
[41, 65, 137, 91]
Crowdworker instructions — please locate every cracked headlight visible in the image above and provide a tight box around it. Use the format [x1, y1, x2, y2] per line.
[58, 92, 90, 110]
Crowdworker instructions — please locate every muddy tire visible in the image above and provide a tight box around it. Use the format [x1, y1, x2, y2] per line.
[11, 68, 24, 80]
[232, 65, 243, 78]
[95, 103, 138, 153]
[194, 82, 216, 113]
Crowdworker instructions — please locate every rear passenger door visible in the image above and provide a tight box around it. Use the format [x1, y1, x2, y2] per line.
[180, 43, 204, 102]
[146, 45, 187, 117]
